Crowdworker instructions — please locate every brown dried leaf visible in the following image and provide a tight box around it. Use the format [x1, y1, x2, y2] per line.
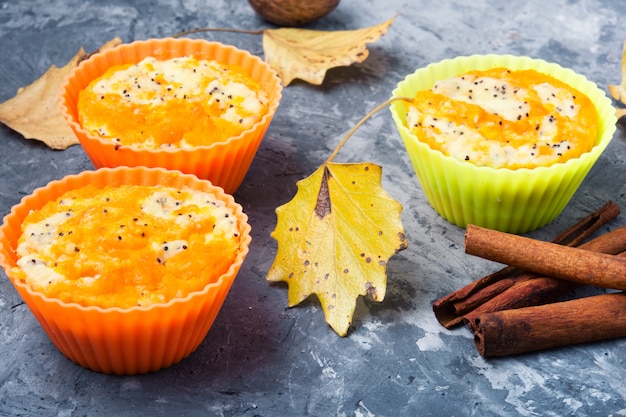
[0, 38, 121, 149]
[609, 40, 626, 120]
[262, 17, 394, 86]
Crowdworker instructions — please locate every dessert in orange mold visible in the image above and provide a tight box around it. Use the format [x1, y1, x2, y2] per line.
[12, 183, 241, 309]
[76, 56, 269, 150]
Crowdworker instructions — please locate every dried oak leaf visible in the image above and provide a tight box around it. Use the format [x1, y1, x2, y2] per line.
[262, 17, 394, 85]
[0, 38, 121, 149]
[267, 161, 407, 336]
[608, 40, 626, 120]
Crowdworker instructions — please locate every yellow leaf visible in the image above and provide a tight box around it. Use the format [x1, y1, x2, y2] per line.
[262, 17, 394, 86]
[267, 161, 407, 336]
[0, 38, 121, 149]
[609, 40, 626, 120]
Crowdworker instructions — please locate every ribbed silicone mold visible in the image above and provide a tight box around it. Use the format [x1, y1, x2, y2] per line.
[0, 167, 251, 375]
[390, 54, 616, 233]
[60, 38, 283, 194]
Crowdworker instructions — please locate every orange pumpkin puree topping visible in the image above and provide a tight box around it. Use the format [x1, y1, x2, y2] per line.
[77, 56, 268, 149]
[405, 67, 599, 169]
[13, 184, 241, 308]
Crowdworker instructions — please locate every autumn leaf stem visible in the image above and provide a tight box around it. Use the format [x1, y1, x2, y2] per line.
[172, 27, 264, 38]
[325, 96, 413, 164]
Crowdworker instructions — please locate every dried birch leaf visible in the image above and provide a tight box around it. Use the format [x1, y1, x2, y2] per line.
[262, 17, 394, 85]
[0, 38, 121, 149]
[609, 40, 626, 120]
[267, 161, 407, 336]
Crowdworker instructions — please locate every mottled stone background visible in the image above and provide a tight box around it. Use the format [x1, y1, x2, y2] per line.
[1, 1, 626, 416]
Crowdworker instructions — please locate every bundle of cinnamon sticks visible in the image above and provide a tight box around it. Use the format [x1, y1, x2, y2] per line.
[433, 201, 626, 357]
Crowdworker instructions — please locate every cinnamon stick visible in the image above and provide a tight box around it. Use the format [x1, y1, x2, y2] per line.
[432, 201, 621, 328]
[551, 200, 621, 246]
[463, 228, 626, 327]
[465, 225, 626, 291]
[473, 292, 626, 357]
[464, 276, 576, 329]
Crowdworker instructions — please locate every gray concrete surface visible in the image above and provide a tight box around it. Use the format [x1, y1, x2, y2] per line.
[1, 0, 626, 416]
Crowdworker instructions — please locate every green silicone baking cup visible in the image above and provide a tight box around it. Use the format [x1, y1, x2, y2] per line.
[390, 54, 617, 234]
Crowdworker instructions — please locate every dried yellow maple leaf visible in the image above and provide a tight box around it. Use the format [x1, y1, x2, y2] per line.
[267, 101, 408, 336]
[0, 38, 121, 149]
[175, 18, 394, 86]
[263, 17, 394, 85]
[608, 40, 626, 120]
[267, 162, 407, 336]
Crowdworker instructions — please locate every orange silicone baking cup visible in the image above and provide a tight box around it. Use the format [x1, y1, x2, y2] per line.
[60, 38, 283, 194]
[0, 167, 252, 375]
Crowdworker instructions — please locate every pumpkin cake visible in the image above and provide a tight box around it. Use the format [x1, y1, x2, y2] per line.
[404, 67, 599, 169]
[76, 56, 269, 150]
[12, 183, 241, 309]
[390, 55, 616, 233]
